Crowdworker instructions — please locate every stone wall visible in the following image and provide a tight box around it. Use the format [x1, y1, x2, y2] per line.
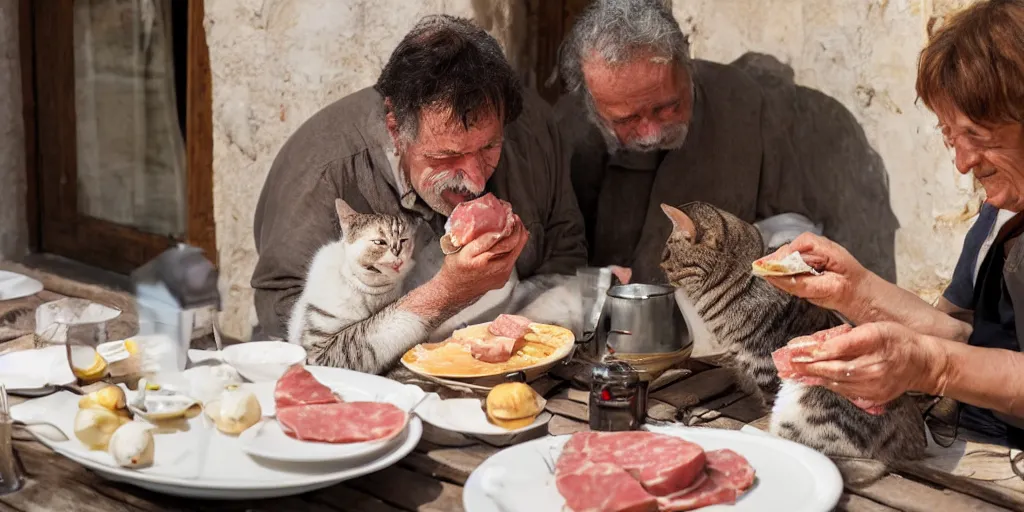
[0, 0, 28, 261]
[204, 0, 531, 338]
[672, 0, 984, 302]
[205, 0, 986, 338]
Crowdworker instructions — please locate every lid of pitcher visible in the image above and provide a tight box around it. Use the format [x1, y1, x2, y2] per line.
[131, 244, 220, 310]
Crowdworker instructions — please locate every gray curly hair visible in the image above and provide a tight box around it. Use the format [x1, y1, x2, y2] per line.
[558, 0, 692, 94]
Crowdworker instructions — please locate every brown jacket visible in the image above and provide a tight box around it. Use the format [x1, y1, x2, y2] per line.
[554, 59, 813, 284]
[557, 55, 903, 284]
[252, 87, 587, 338]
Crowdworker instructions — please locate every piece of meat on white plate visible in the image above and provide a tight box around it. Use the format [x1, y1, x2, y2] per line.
[274, 365, 343, 408]
[453, 335, 518, 364]
[276, 401, 408, 443]
[488, 313, 532, 339]
[555, 460, 658, 512]
[657, 449, 756, 511]
[556, 432, 708, 511]
[554, 432, 757, 512]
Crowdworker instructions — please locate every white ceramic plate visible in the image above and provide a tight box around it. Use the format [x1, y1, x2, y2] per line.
[0, 270, 43, 301]
[0, 346, 76, 389]
[417, 395, 552, 437]
[463, 425, 844, 512]
[10, 366, 424, 499]
[235, 376, 422, 464]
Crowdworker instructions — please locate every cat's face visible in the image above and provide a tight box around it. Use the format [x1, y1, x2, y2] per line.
[659, 202, 764, 291]
[336, 199, 417, 282]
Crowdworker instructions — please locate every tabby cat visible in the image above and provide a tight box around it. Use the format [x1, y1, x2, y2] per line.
[287, 199, 430, 375]
[659, 201, 925, 465]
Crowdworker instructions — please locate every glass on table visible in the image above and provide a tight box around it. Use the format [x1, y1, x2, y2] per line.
[34, 298, 122, 385]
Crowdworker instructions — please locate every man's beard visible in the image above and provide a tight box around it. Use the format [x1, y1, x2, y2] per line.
[584, 95, 689, 154]
[419, 170, 485, 216]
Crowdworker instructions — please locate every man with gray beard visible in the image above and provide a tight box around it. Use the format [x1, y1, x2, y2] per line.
[554, 0, 819, 284]
[251, 15, 586, 347]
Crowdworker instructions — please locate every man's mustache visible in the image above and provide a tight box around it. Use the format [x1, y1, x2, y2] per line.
[430, 171, 485, 198]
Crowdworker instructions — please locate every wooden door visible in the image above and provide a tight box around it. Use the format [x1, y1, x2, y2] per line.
[535, 0, 594, 104]
[22, 0, 215, 274]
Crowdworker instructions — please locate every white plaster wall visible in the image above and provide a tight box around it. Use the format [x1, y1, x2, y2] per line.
[672, 0, 983, 302]
[0, 0, 28, 261]
[203, 0, 517, 338]
[206, 0, 983, 337]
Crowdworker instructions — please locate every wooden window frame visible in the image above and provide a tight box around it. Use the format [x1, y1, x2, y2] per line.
[18, 0, 216, 274]
[535, 0, 593, 104]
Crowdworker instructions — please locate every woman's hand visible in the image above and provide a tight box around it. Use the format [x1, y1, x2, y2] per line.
[760, 233, 872, 312]
[789, 322, 949, 409]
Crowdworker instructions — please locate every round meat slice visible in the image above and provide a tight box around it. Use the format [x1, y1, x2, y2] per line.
[487, 314, 532, 339]
[556, 432, 707, 496]
[556, 460, 658, 512]
[441, 193, 515, 254]
[277, 402, 407, 443]
[274, 365, 343, 409]
[704, 449, 755, 491]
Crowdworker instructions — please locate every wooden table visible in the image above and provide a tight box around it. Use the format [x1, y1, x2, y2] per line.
[3, 358, 1024, 512]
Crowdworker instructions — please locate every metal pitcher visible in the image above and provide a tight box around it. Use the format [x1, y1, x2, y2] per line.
[596, 284, 690, 355]
[132, 244, 220, 371]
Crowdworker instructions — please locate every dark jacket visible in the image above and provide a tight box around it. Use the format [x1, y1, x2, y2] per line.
[251, 87, 587, 338]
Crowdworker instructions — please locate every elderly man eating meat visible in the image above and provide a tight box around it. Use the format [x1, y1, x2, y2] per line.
[765, 0, 1024, 447]
[251, 15, 586, 374]
[553, 0, 819, 284]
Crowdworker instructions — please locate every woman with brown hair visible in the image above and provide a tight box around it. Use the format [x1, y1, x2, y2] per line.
[763, 0, 1024, 445]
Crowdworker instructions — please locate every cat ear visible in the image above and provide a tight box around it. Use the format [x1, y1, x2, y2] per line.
[661, 203, 696, 241]
[335, 199, 358, 229]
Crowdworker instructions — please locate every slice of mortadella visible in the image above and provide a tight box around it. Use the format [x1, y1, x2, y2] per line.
[440, 193, 515, 254]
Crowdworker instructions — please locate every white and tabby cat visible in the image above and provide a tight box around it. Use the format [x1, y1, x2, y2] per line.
[287, 199, 429, 374]
[659, 201, 926, 465]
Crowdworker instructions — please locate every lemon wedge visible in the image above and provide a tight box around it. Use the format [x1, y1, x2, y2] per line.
[72, 352, 108, 381]
[78, 385, 127, 411]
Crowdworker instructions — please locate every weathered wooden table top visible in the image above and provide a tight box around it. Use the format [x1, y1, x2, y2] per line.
[3, 357, 1024, 512]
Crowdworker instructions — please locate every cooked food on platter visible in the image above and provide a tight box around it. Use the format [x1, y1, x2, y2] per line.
[400, 315, 574, 378]
[750, 251, 818, 277]
[555, 431, 756, 511]
[440, 193, 516, 255]
[74, 406, 131, 450]
[204, 386, 263, 435]
[78, 385, 129, 413]
[108, 421, 156, 468]
[128, 380, 201, 422]
[272, 365, 408, 443]
[485, 382, 546, 430]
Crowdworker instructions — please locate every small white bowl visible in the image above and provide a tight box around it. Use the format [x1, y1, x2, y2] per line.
[221, 341, 307, 382]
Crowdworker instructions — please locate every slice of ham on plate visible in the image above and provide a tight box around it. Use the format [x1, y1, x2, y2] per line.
[238, 365, 417, 464]
[557, 432, 707, 497]
[277, 402, 408, 443]
[463, 424, 844, 512]
[274, 364, 343, 408]
[657, 449, 757, 511]
[452, 336, 518, 364]
[488, 314, 532, 339]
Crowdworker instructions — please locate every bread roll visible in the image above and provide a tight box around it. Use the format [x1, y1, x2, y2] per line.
[485, 382, 544, 430]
